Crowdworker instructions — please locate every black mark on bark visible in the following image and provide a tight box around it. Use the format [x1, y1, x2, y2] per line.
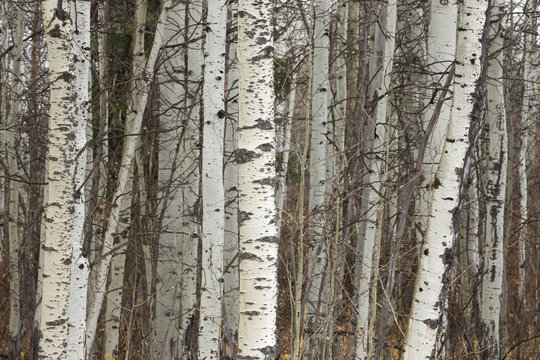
[235, 149, 260, 164]
[238, 252, 263, 262]
[423, 318, 439, 330]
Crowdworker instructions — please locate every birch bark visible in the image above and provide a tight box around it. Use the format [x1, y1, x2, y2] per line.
[178, 1, 203, 354]
[223, 1, 239, 354]
[154, 2, 185, 357]
[480, 2, 507, 357]
[66, 1, 91, 358]
[155, 1, 203, 357]
[401, 0, 488, 357]
[326, 3, 347, 356]
[237, 0, 279, 357]
[85, 2, 172, 352]
[355, 1, 396, 358]
[39, 0, 79, 357]
[7, 7, 24, 358]
[276, 18, 301, 237]
[34, 175, 47, 359]
[518, 0, 537, 302]
[85, 0, 109, 263]
[103, 172, 131, 357]
[198, 0, 227, 358]
[418, 0, 458, 228]
[177, 0, 203, 353]
[102, 0, 148, 353]
[307, 0, 330, 341]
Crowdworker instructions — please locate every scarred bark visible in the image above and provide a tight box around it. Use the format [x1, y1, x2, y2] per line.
[237, 0, 279, 357]
[401, 0, 488, 358]
[66, 1, 90, 358]
[418, 0, 459, 225]
[39, 0, 80, 358]
[480, 2, 507, 358]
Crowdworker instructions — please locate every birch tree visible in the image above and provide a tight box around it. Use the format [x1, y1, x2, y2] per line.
[101, 1, 148, 354]
[85, 2, 172, 352]
[7, 6, 25, 358]
[178, 2, 203, 352]
[39, 0, 80, 357]
[307, 0, 330, 342]
[66, 1, 90, 357]
[155, 1, 203, 357]
[402, 0, 488, 357]
[327, 2, 347, 357]
[480, 2, 507, 357]
[176, 0, 203, 354]
[154, 2, 186, 357]
[237, 0, 279, 357]
[355, 1, 397, 357]
[198, 0, 227, 358]
[419, 0, 458, 231]
[518, 0, 537, 302]
[223, 2, 239, 352]
[85, 0, 109, 263]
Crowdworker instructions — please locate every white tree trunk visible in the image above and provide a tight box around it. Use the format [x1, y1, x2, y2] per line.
[326, 3, 347, 357]
[307, 0, 330, 339]
[276, 19, 301, 237]
[198, 0, 227, 358]
[518, 0, 536, 302]
[101, 0, 147, 354]
[7, 7, 24, 358]
[67, 1, 91, 358]
[237, 0, 279, 357]
[103, 215, 130, 357]
[355, 1, 396, 358]
[39, 1, 79, 357]
[85, 2, 172, 352]
[154, 2, 185, 358]
[418, 0, 458, 232]
[401, 0, 488, 357]
[178, 1, 203, 354]
[416, 1, 458, 354]
[223, 2, 239, 355]
[467, 183, 480, 276]
[103, 173, 132, 358]
[34, 167, 47, 356]
[88, 0, 109, 265]
[276, 75, 296, 234]
[480, 2, 507, 357]
[155, 1, 203, 357]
